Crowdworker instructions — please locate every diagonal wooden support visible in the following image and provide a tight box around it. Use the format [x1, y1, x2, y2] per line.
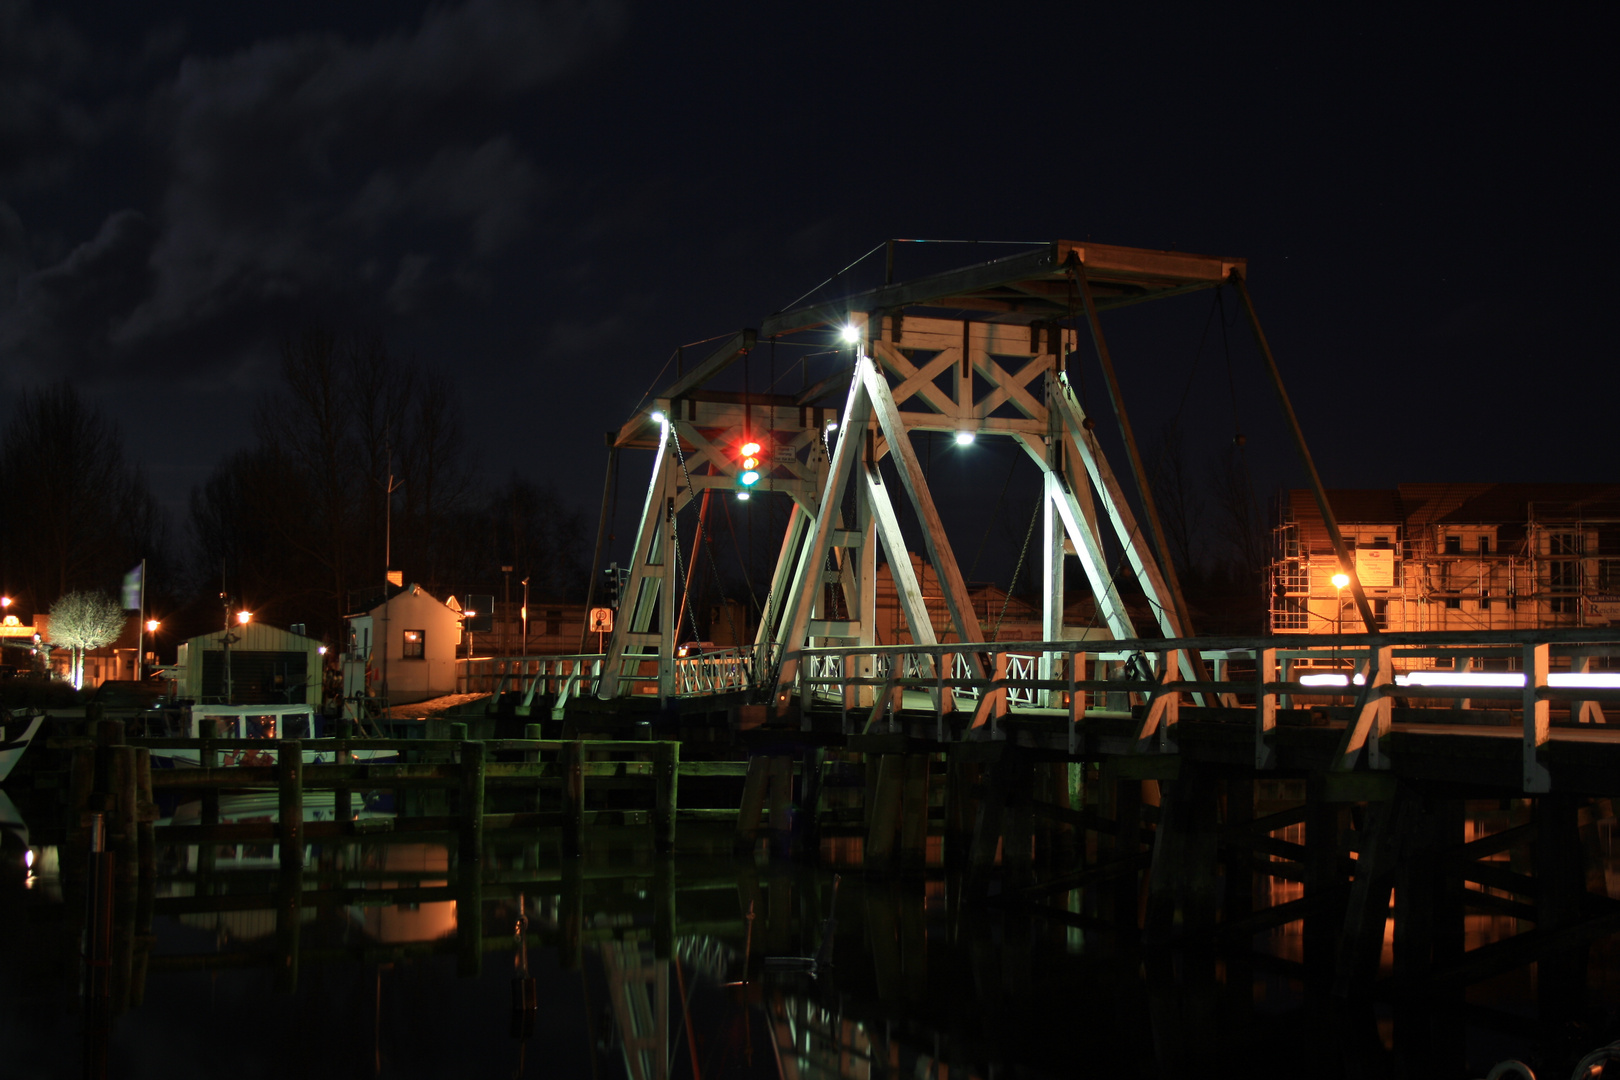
[1130, 651, 1182, 754]
[1524, 642, 1552, 792]
[1329, 645, 1393, 772]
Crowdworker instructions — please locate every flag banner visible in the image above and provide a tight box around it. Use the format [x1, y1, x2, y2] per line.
[122, 564, 144, 610]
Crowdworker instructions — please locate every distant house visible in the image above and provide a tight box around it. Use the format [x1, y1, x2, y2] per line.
[171, 624, 324, 706]
[342, 584, 462, 706]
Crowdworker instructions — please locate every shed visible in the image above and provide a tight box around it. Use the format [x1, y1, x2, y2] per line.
[172, 623, 324, 706]
[342, 584, 462, 706]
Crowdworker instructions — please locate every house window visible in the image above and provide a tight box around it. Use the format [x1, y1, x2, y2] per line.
[1600, 560, 1620, 595]
[1478, 536, 1491, 556]
[1445, 536, 1462, 555]
[403, 629, 425, 659]
[1551, 597, 1578, 615]
[1550, 532, 1581, 556]
[1373, 599, 1388, 629]
[1445, 596, 1462, 609]
[1479, 591, 1491, 610]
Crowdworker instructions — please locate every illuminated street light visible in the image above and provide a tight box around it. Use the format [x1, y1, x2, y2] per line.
[825, 420, 838, 432]
[0, 596, 10, 609]
[1331, 572, 1349, 589]
[839, 324, 860, 344]
[145, 619, 160, 633]
[954, 430, 976, 446]
[317, 645, 328, 656]
[650, 410, 666, 425]
[237, 610, 252, 626]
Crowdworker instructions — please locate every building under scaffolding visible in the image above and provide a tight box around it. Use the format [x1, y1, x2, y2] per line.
[1270, 483, 1620, 635]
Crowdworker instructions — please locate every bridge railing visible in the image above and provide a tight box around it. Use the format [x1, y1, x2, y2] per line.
[790, 629, 1620, 791]
[674, 647, 757, 697]
[457, 654, 605, 714]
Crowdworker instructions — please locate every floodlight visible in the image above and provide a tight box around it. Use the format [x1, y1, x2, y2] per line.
[651, 410, 666, 424]
[1331, 573, 1349, 589]
[237, 610, 252, 625]
[145, 619, 160, 633]
[839, 324, 860, 344]
[954, 430, 976, 446]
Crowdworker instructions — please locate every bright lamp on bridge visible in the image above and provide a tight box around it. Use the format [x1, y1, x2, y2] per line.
[839, 324, 860, 344]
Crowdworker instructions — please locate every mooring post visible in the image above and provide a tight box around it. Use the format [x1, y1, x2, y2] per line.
[274, 853, 302, 995]
[460, 740, 486, 866]
[1536, 793, 1589, 1018]
[735, 755, 770, 858]
[795, 747, 826, 862]
[108, 744, 138, 884]
[866, 755, 904, 872]
[279, 740, 303, 875]
[654, 856, 676, 958]
[899, 753, 931, 877]
[333, 717, 352, 823]
[560, 856, 583, 970]
[133, 747, 156, 884]
[197, 716, 220, 828]
[563, 740, 585, 858]
[457, 866, 484, 979]
[767, 756, 794, 859]
[654, 741, 679, 854]
[524, 723, 543, 816]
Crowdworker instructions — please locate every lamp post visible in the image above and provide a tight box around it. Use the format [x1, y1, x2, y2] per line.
[144, 619, 160, 680]
[521, 576, 530, 657]
[501, 565, 513, 656]
[1331, 572, 1350, 677]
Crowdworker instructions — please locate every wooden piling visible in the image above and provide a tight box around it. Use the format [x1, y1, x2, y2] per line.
[795, 748, 826, 862]
[460, 740, 486, 865]
[108, 745, 138, 883]
[278, 740, 303, 875]
[866, 755, 903, 871]
[735, 755, 770, 858]
[899, 753, 931, 877]
[524, 723, 543, 815]
[654, 741, 679, 854]
[767, 756, 794, 859]
[563, 740, 585, 857]
[197, 716, 220, 827]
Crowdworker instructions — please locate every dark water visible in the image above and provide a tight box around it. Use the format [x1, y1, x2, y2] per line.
[7, 823, 1620, 1079]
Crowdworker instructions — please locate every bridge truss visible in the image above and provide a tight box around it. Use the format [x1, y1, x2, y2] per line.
[596, 239, 1375, 710]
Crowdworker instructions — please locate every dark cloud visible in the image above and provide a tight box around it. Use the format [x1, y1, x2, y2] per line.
[0, 0, 623, 385]
[0, 0, 96, 188]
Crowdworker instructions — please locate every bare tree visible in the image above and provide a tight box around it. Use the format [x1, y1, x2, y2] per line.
[0, 383, 167, 615]
[49, 590, 126, 689]
[192, 328, 476, 641]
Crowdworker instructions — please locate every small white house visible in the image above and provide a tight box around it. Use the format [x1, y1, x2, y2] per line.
[342, 584, 462, 706]
[172, 624, 324, 706]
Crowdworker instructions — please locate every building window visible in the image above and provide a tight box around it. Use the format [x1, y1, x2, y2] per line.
[1445, 536, 1462, 555]
[1479, 536, 1491, 556]
[1551, 597, 1577, 615]
[1479, 591, 1491, 610]
[1445, 596, 1462, 609]
[1373, 599, 1388, 629]
[1550, 532, 1582, 556]
[1600, 560, 1620, 595]
[403, 629, 425, 659]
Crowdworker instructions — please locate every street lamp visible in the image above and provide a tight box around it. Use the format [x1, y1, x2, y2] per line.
[1331, 572, 1350, 667]
[237, 610, 252, 626]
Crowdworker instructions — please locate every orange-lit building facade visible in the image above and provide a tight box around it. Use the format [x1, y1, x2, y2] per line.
[1269, 484, 1620, 634]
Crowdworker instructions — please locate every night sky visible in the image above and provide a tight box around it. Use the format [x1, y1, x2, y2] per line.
[3, 2, 1614, 541]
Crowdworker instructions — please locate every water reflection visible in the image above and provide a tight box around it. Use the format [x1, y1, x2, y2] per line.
[6, 816, 1620, 1078]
